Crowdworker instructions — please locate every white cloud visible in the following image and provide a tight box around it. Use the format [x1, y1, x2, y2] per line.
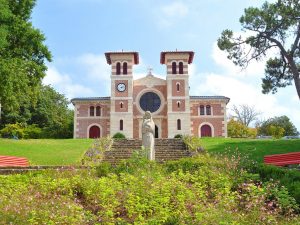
[211, 43, 265, 78]
[161, 2, 189, 17]
[43, 66, 95, 100]
[76, 54, 110, 82]
[157, 1, 189, 28]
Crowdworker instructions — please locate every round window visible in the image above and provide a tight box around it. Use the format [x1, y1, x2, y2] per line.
[139, 92, 161, 113]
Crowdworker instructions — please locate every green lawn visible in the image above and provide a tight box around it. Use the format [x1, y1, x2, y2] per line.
[0, 138, 299, 165]
[201, 138, 300, 163]
[0, 138, 93, 165]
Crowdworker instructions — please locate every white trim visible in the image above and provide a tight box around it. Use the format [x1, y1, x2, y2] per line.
[135, 88, 165, 116]
[198, 122, 214, 137]
[77, 116, 110, 119]
[191, 115, 224, 119]
[87, 123, 102, 138]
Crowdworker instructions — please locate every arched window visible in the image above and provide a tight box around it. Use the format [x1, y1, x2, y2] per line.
[120, 120, 123, 131]
[96, 106, 101, 116]
[206, 105, 211, 115]
[172, 62, 177, 74]
[177, 119, 181, 130]
[90, 106, 94, 116]
[123, 62, 127, 75]
[116, 62, 121, 75]
[177, 101, 180, 108]
[200, 105, 205, 115]
[176, 83, 180, 92]
[179, 62, 184, 74]
[120, 102, 123, 109]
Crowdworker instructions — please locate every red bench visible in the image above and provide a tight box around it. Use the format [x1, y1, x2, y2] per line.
[0, 155, 29, 167]
[264, 152, 300, 166]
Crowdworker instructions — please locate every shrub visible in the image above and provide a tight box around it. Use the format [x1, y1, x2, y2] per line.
[82, 137, 113, 166]
[112, 132, 126, 139]
[247, 127, 258, 139]
[227, 119, 249, 138]
[247, 163, 300, 207]
[96, 162, 112, 177]
[0, 123, 25, 139]
[182, 135, 204, 154]
[268, 125, 285, 139]
[24, 124, 42, 139]
[174, 134, 183, 139]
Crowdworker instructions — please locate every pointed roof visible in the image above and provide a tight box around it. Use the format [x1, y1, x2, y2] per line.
[160, 51, 194, 64]
[105, 51, 139, 65]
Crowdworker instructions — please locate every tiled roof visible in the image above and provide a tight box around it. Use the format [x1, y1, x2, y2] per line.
[190, 96, 230, 102]
[71, 97, 110, 104]
[105, 51, 139, 65]
[160, 51, 194, 64]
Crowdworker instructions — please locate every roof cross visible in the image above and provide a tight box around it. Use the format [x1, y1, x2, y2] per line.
[147, 66, 153, 76]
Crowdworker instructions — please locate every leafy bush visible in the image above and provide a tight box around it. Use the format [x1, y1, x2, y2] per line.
[0, 123, 25, 139]
[174, 134, 183, 139]
[0, 154, 300, 224]
[182, 135, 204, 154]
[247, 127, 258, 139]
[96, 162, 112, 177]
[247, 163, 300, 207]
[112, 132, 126, 139]
[24, 124, 42, 139]
[82, 137, 113, 166]
[268, 125, 285, 139]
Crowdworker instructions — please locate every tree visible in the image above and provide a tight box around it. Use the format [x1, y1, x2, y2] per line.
[30, 85, 73, 138]
[227, 119, 250, 138]
[258, 115, 299, 136]
[231, 104, 261, 126]
[218, 0, 300, 100]
[0, 0, 51, 124]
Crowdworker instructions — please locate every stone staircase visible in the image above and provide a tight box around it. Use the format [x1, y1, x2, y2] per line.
[103, 138, 191, 164]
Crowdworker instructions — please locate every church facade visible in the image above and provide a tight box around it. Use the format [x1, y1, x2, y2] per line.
[71, 51, 230, 139]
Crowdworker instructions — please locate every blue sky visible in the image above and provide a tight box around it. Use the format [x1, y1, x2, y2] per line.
[32, 0, 300, 130]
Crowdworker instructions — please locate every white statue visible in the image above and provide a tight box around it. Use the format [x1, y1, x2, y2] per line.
[142, 111, 155, 160]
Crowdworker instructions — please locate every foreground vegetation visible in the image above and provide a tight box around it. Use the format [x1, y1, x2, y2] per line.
[1, 154, 299, 224]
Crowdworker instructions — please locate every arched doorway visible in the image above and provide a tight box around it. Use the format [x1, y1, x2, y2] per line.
[155, 125, 159, 138]
[89, 126, 100, 138]
[201, 125, 212, 137]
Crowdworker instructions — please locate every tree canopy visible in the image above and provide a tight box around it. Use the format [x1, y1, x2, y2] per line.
[218, 0, 300, 100]
[258, 115, 299, 136]
[0, 0, 51, 119]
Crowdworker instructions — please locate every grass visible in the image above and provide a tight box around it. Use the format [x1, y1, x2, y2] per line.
[201, 138, 300, 163]
[0, 137, 299, 165]
[0, 138, 93, 165]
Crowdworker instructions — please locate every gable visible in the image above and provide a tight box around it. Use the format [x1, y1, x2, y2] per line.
[134, 74, 166, 88]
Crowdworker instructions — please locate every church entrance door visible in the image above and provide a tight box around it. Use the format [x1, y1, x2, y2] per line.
[89, 126, 100, 138]
[155, 125, 159, 138]
[201, 125, 212, 137]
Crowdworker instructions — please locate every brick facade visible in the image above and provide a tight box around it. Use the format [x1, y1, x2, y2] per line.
[71, 51, 230, 139]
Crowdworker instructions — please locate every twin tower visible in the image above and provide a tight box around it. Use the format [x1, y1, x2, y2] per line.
[72, 50, 229, 139]
[105, 51, 194, 138]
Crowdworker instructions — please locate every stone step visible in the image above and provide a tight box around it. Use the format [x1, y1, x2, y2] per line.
[102, 138, 190, 164]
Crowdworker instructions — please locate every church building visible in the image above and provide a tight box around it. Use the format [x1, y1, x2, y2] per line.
[71, 51, 230, 139]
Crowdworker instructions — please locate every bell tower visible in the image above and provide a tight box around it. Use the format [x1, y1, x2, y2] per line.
[105, 51, 139, 138]
[160, 51, 194, 138]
